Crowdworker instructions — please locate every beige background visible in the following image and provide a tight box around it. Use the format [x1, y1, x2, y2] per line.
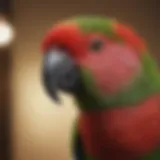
[11, 0, 159, 160]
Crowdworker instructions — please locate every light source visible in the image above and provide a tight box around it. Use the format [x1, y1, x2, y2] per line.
[0, 16, 15, 48]
[0, 0, 15, 49]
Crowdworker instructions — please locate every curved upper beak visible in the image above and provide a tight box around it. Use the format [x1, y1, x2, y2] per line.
[42, 48, 80, 103]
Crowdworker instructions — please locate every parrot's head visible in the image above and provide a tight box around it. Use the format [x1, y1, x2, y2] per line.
[41, 16, 151, 110]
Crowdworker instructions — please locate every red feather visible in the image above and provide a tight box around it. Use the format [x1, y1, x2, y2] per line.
[41, 23, 85, 59]
[114, 23, 147, 53]
[78, 94, 160, 159]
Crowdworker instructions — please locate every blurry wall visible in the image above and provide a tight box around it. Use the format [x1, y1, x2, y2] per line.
[11, 0, 159, 160]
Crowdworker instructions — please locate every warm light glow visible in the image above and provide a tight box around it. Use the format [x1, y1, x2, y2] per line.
[0, 18, 15, 47]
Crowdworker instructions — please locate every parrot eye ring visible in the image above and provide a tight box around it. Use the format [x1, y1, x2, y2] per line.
[90, 39, 104, 52]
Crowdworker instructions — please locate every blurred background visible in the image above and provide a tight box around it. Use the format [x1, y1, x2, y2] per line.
[0, 0, 159, 160]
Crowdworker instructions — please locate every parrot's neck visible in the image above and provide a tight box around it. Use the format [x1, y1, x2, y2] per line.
[74, 54, 160, 111]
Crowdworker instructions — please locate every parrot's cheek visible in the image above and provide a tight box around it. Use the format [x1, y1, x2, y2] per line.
[93, 61, 140, 95]
[80, 44, 141, 95]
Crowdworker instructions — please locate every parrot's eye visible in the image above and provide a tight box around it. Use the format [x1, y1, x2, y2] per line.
[90, 39, 104, 52]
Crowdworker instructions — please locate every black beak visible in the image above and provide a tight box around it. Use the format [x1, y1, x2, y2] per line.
[42, 48, 80, 103]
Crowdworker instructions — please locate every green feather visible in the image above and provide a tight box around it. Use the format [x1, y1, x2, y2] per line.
[141, 148, 160, 160]
[70, 16, 122, 42]
[73, 16, 115, 36]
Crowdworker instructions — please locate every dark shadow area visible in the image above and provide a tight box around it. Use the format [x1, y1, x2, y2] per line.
[0, 50, 11, 160]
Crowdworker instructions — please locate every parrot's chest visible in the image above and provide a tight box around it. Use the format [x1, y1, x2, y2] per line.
[78, 95, 160, 159]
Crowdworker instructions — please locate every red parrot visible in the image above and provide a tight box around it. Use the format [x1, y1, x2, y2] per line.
[41, 16, 160, 160]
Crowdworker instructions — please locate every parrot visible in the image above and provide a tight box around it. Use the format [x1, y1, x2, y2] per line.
[41, 16, 160, 160]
